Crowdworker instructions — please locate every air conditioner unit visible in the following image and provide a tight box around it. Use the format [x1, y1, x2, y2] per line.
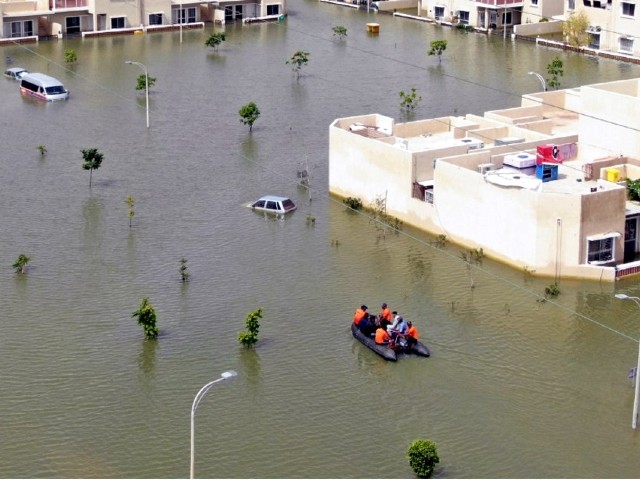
[495, 136, 525, 146]
[424, 188, 434, 203]
[460, 137, 485, 150]
[478, 163, 496, 174]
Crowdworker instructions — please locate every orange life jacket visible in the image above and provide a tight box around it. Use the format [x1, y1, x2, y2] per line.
[375, 328, 390, 344]
[407, 326, 419, 340]
[354, 308, 366, 325]
[380, 307, 392, 322]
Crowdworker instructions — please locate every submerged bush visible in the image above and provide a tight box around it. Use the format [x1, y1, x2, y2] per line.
[407, 439, 439, 478]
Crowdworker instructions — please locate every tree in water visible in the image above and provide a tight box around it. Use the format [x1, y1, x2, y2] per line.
[428, 40, 447, 62]
[124, 195, 135, 228]
[81, 148, 104, 187]
[332, 26, 347, 40]
[179, 257, 190, 282]
[132, 297, 158, 339]
[285, 50, 310, 79]
[239, 102, 261, 132]
[460, 247, 484, 289]
[238, 308, 262, 348]
[12, 253, 30, 273]
[546, 57, 564, 90]
[407, 439, 440, 478]
[399, 87, 422, 111]
[64, 49, 77, 64]
[563, 11, 590, 47]
[205, 32, 226, 51]
[370, 193, 403, 242]
[135, 74, 156, 92]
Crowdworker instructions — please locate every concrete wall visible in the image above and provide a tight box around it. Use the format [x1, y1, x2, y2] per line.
[394, 117, 453, 137]
[376, 0, 418, 11]
[579, 81, 640, 159]
[329, 125, 413, 208]
[514, 19, 562, 36]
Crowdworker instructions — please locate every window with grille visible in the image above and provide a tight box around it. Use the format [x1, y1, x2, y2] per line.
[587, 236, 616, 264]
[622, 2, 635, 16]
[620, 36, 634, 52]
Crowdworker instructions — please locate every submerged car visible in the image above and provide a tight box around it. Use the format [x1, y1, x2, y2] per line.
[4, 67, 28, 80]
[250, 195, 297, 214]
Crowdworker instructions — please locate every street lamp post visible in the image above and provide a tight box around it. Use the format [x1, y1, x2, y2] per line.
[190, 370, 237, 479]
[615, 293, 640, 429]
[528, 71, 547, 92]
[124, 60, 150, 129]
[179, 3, 183, 43]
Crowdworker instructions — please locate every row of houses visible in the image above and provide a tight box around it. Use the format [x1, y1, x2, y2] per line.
[326, 0, 640, 59]
[328, 77, 640, 282]
[0, 0, 286, 41]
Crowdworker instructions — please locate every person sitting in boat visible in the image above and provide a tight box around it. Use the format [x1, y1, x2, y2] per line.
[359, 312, 375, 337]
[353, 305, 368, 326]
[374, 325, 391, 346]
[387, 311, 400, 334]
[389, 315, 408, 341]
[405, 321, 419, 348]
[378, 303, 392, 330]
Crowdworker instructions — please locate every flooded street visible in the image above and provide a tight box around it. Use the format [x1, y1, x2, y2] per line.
[2, 1, 640, 477]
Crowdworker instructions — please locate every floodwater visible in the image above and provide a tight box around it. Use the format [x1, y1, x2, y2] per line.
[2, 1, 640, 477]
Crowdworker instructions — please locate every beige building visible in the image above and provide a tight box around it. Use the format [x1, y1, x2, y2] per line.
[1, 0, 286, 40]
[329, 77, 640, 281]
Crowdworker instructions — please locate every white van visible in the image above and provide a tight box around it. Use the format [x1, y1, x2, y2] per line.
[20, 73, 69, 101]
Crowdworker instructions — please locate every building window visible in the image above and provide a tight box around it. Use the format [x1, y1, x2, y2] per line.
[23, 20, 33, 36]
[267, 4, 280, 15]
[531, 0, 538, 6]
[111, 17, 125, 29]
[502, 11, 512, 25]
[568, 0, 576, 8]
[620, 36, 634, 52]
[459, 10, 470, 24]
[10, 20, 33, 37]
[177, 7, 196, 23]
[622, 2, 636, 16]
[587, 234, 619, 264]
[589, 32, 600, 48]
[434, 6, 445, 20]
[66, 16, 81, 34]
[149, 13, 163, 25]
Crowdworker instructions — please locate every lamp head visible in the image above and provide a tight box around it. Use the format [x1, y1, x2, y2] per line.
[221, 370, 237, 380]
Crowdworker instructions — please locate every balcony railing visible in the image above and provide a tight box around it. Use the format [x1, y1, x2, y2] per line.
[475, 0, 521, 5]
[52, 0, 87, 9]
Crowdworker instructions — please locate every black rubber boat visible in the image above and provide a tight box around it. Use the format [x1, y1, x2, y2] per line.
[351, 323, 430, 361]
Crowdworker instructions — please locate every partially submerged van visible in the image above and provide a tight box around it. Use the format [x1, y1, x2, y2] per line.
[20, 73, 69, 101]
